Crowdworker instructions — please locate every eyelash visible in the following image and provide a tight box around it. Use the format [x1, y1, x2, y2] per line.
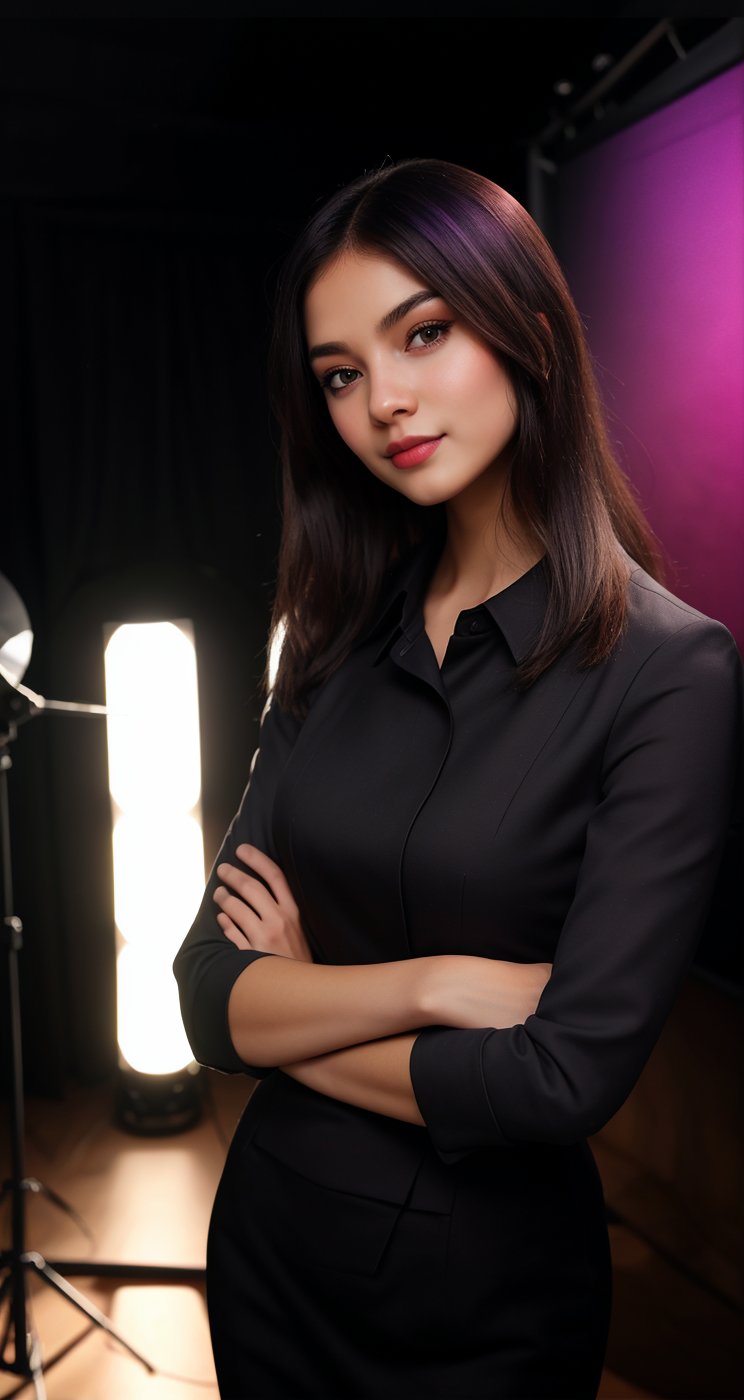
[317, 319, 454, 396]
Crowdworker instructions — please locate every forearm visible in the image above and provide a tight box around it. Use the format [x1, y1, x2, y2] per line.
[227, 954, 436, 1068]
[273, 957, 554, 1125]
[279, 1033, 426, 1126]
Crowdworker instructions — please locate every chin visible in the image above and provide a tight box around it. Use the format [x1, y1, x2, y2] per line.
[396, 481, 459, 508]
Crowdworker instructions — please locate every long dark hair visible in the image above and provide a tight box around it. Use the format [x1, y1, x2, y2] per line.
[264, 157, 665, 721]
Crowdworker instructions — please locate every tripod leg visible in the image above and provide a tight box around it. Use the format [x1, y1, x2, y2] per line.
[20, 1179, 93, 1245]
[0, 1273, 47, 1400]
[24, 1253, 155, 1374]
[26, 1329, 46, 1400]
[0, 1272, 12, 1358]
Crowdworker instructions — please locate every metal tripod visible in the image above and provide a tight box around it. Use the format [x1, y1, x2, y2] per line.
[0, 732, 156, 1398]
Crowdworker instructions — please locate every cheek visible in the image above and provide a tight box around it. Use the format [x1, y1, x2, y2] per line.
[326, 401, 360, 451]
[327, 404, 384, 477]
[434, 346, 496, 405]
[454, 358, 517, 434]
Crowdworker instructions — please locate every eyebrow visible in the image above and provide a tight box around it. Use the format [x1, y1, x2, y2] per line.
[308, 289, 443, 364]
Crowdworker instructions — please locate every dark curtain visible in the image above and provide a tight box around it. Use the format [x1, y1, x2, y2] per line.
[1, 198, 286, 1093]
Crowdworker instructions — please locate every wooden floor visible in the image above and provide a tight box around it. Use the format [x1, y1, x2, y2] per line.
[0, 1072, 739, 1398]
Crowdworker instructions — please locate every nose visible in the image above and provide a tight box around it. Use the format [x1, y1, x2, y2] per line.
[366, 365, 418, 424]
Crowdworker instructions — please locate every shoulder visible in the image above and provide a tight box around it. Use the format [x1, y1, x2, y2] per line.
[601, 553, 743, 757]
[618, 550, 741, 674]
[624, 551, 724, 635]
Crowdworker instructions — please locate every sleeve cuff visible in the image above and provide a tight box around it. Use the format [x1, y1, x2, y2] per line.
[193, 948, 278, 1078]
[409, 1024, 513, 1162]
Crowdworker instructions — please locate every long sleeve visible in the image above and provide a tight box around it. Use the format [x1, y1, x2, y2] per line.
[173, 691, 305, 1076]
[409, 617, 744, 1163]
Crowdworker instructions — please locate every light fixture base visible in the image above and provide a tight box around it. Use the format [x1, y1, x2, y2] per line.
[116, 1063, 202, 1135]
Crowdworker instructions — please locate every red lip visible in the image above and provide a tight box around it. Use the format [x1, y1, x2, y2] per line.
[384, 435, 443, 458]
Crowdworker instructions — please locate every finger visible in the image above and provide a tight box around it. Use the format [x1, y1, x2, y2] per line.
[215, 864, 275, 920]
[234, 843, 298, 907]
[216, 911, 252, 951]
[213, 885, 263, 936]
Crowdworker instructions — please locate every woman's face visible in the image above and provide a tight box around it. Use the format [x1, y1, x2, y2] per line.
[304, 249, 519, 509]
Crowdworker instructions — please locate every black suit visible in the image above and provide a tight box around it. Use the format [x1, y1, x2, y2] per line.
[174, 529, 742, 1398]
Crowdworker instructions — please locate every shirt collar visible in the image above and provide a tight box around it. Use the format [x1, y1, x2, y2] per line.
[481, 553, 549, 663]
[362, 529, 550, 667]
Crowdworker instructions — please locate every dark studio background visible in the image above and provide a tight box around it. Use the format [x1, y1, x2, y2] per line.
[0, 12, 740, 1103]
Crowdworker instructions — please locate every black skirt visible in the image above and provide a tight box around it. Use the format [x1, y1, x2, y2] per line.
[206, 1086, 613, 1399]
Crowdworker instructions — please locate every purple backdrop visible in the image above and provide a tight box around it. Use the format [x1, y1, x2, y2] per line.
[556, 60, 744, 648]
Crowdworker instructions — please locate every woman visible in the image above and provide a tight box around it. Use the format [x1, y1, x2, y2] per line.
[173, 158, 742, 1399]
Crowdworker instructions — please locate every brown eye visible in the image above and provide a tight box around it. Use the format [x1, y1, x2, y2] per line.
[407, 320, 453, 349]
[319, 367, 361, 395]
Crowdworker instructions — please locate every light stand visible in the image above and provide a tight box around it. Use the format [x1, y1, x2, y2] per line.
[0, 577, 211, 1395]
[0, 673, 158, 1396]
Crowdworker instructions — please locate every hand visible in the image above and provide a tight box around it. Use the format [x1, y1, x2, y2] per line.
[212, 843, 315, 963]
[424, 954, 552, 1030]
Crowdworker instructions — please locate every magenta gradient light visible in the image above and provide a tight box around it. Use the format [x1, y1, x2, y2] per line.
[557, 61, 744, 647]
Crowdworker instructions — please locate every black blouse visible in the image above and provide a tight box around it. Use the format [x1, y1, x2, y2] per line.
[173, 532, 742, 1167]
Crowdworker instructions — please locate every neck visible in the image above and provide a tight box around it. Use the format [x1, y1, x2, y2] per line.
[434, 469, 543, 602]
